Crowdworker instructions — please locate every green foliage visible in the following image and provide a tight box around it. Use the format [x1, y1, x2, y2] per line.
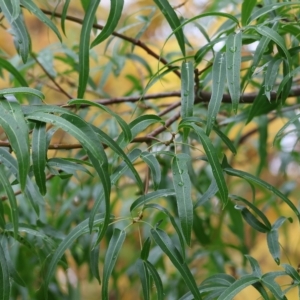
[0, 0, 300, 299]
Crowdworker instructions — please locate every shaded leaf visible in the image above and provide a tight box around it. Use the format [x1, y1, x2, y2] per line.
[136, 259, 150, 300]
[0, 87, 44, 100]
[61, 0, 71, 34]
[0, 243, 10, 300]
[140, 151, 161, 190]
[144, 260, 164, 300]
[241, 0, 257, 26]
[141, 237, 151, 261]
[0, 57, 28, 86]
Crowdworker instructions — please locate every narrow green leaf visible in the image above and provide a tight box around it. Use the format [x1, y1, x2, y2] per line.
[225, 167, 300, 221]
[0, 57, 28, 86]
[153, 0, 185, 56]
[253, 26, 291, 71]
[90, 234, 101, 284]
[229, 194, 271, 229]
[206, 52, 226, 135]
[91, 0, 124, 48]
[20, 0, 62, 42]
[226, 31, 242, 113]
[181, 60, 194, 118]
[141, 237, 151, 261]
[282, 264, 300, 282]
[32, 122, 47, 195]
[241, 0, 257, 26]
[0, 1, 31, 63]
[0, 87, 44, 100]
[245, 255, 262, 277]
[0, 100, 29, 191]
[247, 2, 300, 24]
[77, 0, 101, 98]
[0, 243, 10, 300]
[61, 0, 71, 34]
[217, 275, 259, 300]
[151, 228, 202, 299]
[48, 158, 92, 176]
[0, 165, 18, 239]
[264, 58, 282, 101]
[136, 259, 150, 300]
[171, 154, 193, 246]
[145, 203, 186, 260]
[257, 116, 268, 175]
[140, 151, 161, 190]
[130, 189, 175, 211]
[261, 274, 287, 300]
[44, 214, 106, 291]
[0, 148, 41, 215]
[69, 99, 132, 143]
[144, 260, 164, 300]
[194, 179, 218, 208]
[185, 124, 228, 205]
[0, 0, 20, 22]
[102, 229, 126, 300]
[235, 205, 270, 233]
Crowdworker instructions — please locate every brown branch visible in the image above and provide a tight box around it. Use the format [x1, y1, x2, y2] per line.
[40, 9, 181, 78]
[31, 53, 73, 99]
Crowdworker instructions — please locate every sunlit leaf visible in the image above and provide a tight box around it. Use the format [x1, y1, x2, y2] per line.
[102, 229, 126, 300]
[91, 0, 124, 47]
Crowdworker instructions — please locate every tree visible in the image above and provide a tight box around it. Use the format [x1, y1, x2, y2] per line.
[0, 0, 299, 299]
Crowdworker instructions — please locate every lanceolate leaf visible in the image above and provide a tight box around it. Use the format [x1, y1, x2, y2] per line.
[264, 58, 282, 101]
[130, 189, 176, 211]
[77, 0, 101, 98]
[0, 165, 18, 239]
[0, 0, 20, 22]
[136, 259, 150, 300]
[226, 31, 242, 113]
[181, 60, 194, 119]
[102, 229, 126, 300]
[153, 0, 185, 56]
[182, 124, 228, 205]
[172, 154, 193, 246]
[0, 87, 44, 100]
[144, 260, 164, 300]
[20, 0, 62, 42]
[206, 52, 226, 135]
[194, 178, 219, 208]
[0, 243, 10, 300]
[241, 0, 257, 26]
[69, 98, 132, 143]
[224, 167, 300, 220]
[0, 57, 28, 86]
[151, 228, 202, 299]
[0, 100, 29, 191]
[32, 122, 47, 195]
[91, 0, 124, 48]
[61, 0, 71, 34]
[44, 214, 106, 292]
[140, 151, 161, 190]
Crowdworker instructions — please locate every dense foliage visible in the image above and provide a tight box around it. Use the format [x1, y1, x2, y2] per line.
[0, 0, 300, 299]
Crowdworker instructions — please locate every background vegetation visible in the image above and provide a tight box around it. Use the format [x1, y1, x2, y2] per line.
[0, 0, 300, 299]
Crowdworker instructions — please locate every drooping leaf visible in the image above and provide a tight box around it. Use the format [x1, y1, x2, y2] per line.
[226, 31, 242, 113]
[0, 87, 44, 100]
[151, 227, 202, 299]
[171, 154, 193, 246]
[91, 0, 124, 48]
[225, 168, 300, 221]
[20, 0, 62, 42]
[0, 99, 29, 191]
[32, 122, 47, 195]
[130, 189, 176, 211]
[0, 243, 10, 300]
[102, 229, 126, 300]
[0, 165, 18, 239]
[136, 259, 150, 300]
[0, 0, 20, 22]
[61, 0, 71, 34]
[206, 52, 226, 135]
[140, 237, 151, 261]
[0, 57, 28, 86]
[77, 0, 101, 98]
[140, 151, 161, 190]
[44, 214, 106, 291]
[153, 0, 185, 56]
[194, 178, 219, 208]
[144, 260, 164, 300]
[264, 58, 282, 101]
[90, 234, 101, 284]
[69, 98, 132, 143]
